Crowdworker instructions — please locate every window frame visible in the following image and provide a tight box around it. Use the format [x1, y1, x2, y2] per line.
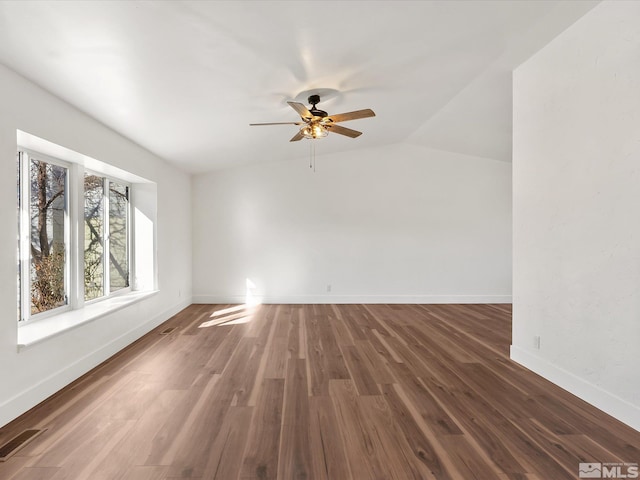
[18, 148, 133, 324]
[83, 169, 132, 305]
[18, 149, 72, 323]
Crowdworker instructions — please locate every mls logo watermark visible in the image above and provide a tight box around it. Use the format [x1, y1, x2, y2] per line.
[579, 462, 639, 478]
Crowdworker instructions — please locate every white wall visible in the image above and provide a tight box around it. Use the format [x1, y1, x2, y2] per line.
[512, 1, 640, 431]
[0, 64, 192, 427]
[192, 142, 511, 304]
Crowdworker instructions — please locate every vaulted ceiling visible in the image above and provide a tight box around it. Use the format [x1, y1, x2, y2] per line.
[0, 1, 598, 172]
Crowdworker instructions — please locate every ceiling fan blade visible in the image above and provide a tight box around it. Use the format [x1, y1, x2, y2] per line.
[287, 101, 313, 120]
[249, 122, 303, 126]
[325, 124, 362, 138]
[290, 130, 305, 142]
[324, 109, 375, 123]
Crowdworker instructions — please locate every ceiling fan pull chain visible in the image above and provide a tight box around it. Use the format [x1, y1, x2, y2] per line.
[313, 142, 317, 173]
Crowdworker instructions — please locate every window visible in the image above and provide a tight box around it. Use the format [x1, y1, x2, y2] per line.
[108, 181, 130, 293]
[84, 174, 104, 300]
[18, 152, 69, 318]
[18, 150, 131, 323]
[84, 174, 130, 301]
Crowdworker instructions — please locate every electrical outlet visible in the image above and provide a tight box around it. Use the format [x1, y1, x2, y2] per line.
[326, 284, 332, 292]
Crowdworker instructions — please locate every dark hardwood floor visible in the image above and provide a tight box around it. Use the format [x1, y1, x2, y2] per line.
[0, 304, 638, 479]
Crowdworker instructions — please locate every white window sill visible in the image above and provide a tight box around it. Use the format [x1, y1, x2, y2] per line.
[17, 290, 159, 350]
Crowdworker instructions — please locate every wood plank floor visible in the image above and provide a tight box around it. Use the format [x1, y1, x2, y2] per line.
[1, 304, 638, 479]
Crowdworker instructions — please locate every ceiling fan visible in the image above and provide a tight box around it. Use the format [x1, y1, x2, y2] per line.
[250, 94, 375, 142]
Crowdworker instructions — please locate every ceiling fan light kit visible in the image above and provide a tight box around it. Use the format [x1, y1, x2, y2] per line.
[301, 123, 328, 139]
[250, 94, 375, 142]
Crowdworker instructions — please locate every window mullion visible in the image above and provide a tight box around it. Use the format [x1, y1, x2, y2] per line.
[19, 152, 31, 321]
[70, 163, 83, 309]
[104, 178, 110, 297]
[127, 186, 133, 291]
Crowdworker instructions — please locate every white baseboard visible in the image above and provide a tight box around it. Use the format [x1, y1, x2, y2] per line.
[510, 345, 640, 432]
[0, 298, 192, 428]
[192, 294, 512, 304]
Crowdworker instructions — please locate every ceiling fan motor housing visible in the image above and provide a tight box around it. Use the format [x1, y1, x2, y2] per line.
[308, 94, 321, 105]
[307, 95, 328, 117]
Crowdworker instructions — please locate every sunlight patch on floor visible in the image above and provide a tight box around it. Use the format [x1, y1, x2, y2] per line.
[199, 307, 256, 328]
[199, 279, 262, 328]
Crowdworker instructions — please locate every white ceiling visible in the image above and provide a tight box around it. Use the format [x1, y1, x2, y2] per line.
[0, 0, 598, 173]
